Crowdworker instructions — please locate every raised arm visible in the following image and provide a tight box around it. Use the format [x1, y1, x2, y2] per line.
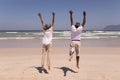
[82, 11, 86, 27]
[52, 12, 55, 29]
[38, 13, 44, 28]
[69, 10, 74, 26]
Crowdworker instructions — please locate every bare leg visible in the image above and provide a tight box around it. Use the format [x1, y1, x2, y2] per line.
[47, 45, 51, 70]
[41, 47, 45, 69]
[69, 51, 74, 62]
[76, 56, 80, 69]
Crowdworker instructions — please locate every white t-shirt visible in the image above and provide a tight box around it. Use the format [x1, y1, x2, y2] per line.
[42, 27, 53, 45]
[71, 25, 83, 40]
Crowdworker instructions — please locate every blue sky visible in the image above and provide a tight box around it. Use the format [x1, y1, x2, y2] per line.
[0, 0, 120, 30]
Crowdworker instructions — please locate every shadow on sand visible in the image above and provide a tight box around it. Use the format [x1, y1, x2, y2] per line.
[34, 67, 48, 74]
[55, 67, 78, 76]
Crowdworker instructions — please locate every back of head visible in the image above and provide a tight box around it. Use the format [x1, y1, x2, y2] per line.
[43, 24, 51, 30]
[75, 22, 80, 28]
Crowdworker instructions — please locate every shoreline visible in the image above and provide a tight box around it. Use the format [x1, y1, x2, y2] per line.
[0, 38, 120, 48]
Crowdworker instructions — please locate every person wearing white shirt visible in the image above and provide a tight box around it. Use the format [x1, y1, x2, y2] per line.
[69, 10, 86, 69]
[38, 12, 55, 70]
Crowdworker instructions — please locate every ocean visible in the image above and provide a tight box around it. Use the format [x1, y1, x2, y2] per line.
[0, 30, 120, 48]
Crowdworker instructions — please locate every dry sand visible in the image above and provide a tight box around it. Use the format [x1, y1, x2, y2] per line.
[0, 47, 120, 80]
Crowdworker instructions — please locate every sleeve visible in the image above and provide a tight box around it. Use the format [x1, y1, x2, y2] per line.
[71, 25, 76, 32]
[48, 26, 52, 31]
[77, 26, 83, 31]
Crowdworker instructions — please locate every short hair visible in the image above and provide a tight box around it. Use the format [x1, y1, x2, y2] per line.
[75, 22, 80, 28]
[43, 24, 51, 30]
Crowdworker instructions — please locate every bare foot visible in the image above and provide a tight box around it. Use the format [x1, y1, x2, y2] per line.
[76, 65, 80, 69]
[48, 66, 50, 70]
[69, 56, 73, 62]
[42, 65, 44, 69]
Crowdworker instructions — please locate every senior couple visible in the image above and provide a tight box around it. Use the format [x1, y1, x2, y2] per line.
[38, 10, 86, 70]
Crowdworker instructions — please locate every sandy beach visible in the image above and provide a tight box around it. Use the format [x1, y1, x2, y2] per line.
[1, 0, 120, 80]
[0, 47, 120, 80]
